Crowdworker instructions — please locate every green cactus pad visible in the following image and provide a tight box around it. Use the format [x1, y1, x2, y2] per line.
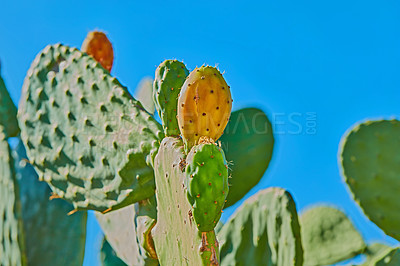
[185, 142, 229, 232]
[134, 77, 156, 115]
[218, 187, 303, 266]
[153, 60, 189, 136]
[362, 243, 393, 266]
[96, 206, 144, 265]
[0, 128, 26, 266]
[219, 108, 274, 208]
[300, 205, 365, 266]
[134, 196, 158, 264]
[364, 246, 400, 265]
[0, 71, 19, 138]
[153, 137, 219, 265]
[18, 44, 163, 212]
[100, 237, 127, 266]
[340, 119, 400, 241]
[12, 140, 87, 265]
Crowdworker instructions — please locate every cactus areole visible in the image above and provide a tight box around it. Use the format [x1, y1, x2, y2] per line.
[177, 66, 232, 151]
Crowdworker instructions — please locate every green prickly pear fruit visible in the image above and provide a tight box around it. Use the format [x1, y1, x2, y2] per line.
[153, 59, 189, 136]
[185, 138, 229, 232]
[81, 31, 114, 72]
[177, 66, 232, 151]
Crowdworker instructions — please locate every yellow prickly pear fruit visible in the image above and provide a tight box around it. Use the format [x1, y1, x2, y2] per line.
[81, 31, 114, 72]
[177, 66, 232, 151]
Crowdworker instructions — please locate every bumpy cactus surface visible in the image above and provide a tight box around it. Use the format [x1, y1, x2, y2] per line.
[185, 140, 229, 232]
[81, 31, 114, 72]
[153, 137, 220, 265]
[177, 66, 232, 151]
[218, 187, 303, 266]
[18, 44, 163, 212]
[0, 128, 26, 266]
[300, 205, 365, 266]
[0, 69, 19, 138]
[153, 60, 189, 136]
[220, 108, 274, 208]
[340, 119, 400, 241]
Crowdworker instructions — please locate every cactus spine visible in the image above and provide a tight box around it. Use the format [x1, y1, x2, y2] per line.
[177, 66, 232, 151]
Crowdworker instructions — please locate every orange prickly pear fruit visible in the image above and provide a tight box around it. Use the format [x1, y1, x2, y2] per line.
[81, 31, 114, 72]
[177, 66, 232, 151]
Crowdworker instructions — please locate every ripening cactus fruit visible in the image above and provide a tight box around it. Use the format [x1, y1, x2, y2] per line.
[81, 31, 114, 72]
[185, 138, 229, 232]
[153, 60, 189, 136]
[177, 66, 232, 151]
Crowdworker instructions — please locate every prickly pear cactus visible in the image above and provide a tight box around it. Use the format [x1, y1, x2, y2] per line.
[220, 108, 274, 208]
[153, 137, 219, 265]
[218, 187, 303, 266]
[0, 128, 26, 266]
[340, 119, 400, 241]
[300, 205, 365, 266]
[81, 31, 114, 72]
[185, 140, 229, 232]
[12, 140, 87, 265]
[177, 66, 232, 151]
[362, 243, 393, 266]
[134, 196, 159, 265]
[100, 237, 127, 266]
[18, 44, 163, 212]
[96, 205, 144, 265]
[0, 70, 19, 138]
[153, 59, 189, 136]
[135, 77, 156, 115]
[364, 246, 400, 265]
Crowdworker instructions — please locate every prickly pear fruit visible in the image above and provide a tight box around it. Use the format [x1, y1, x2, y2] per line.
[81, 31, 113, 72]
[177, 66, 232, 151]
[185, 138, 229, 232]
[153, 60, 189, 136]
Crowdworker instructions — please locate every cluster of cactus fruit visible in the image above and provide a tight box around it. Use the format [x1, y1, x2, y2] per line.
[1, 30, 399, 266]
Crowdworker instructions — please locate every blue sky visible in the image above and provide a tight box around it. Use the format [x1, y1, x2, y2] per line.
[2, 0, 400, 264]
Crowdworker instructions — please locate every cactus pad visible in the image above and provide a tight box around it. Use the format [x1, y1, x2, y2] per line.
[153, 137, 219, 265]
[219, 108, 274, 208]
[0, 71, 19, 138]
[340, 119, 400, 241]
[13, 140, 87, 265]
[18, 44, 163, 212]
[218, 187, 303, 266]
[96, 206, 144, 265]
[100, 237, 127, 266]
[153, 60, 189, 136]
[185, 141, 229, 232]
[177, 66, 232, 150]
[0, 128, 26, 266]
[135, 77, 156, 115]
[300, 205, 365, 266]
[81, 31, 114, 72]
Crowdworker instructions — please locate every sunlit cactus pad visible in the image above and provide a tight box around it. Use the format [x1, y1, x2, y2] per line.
[340, 119, 400, 241]
[18, 44, 163, 212]
[218, 187, 303, 266]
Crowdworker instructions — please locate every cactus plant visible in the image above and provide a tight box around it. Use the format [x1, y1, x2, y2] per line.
[0, 127, 26, 266]
[18, 44, 163, 212]
[135, 77, 156, 115]
[218, 187, 303, 266]
[177, 66, 232, 151]
[300, 205, 365, 266]
[340, 119, 400, 241]
[185, 140, 229, 232]
[219, 107, 274, 208]
[81, 31, 114, 72]
[153, 60, 189, 136]
[100, 237, 127, 266]
[0, 67, 19, 138]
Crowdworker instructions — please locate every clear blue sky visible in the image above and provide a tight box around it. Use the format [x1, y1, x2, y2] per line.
[2, 1, 400, 265]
